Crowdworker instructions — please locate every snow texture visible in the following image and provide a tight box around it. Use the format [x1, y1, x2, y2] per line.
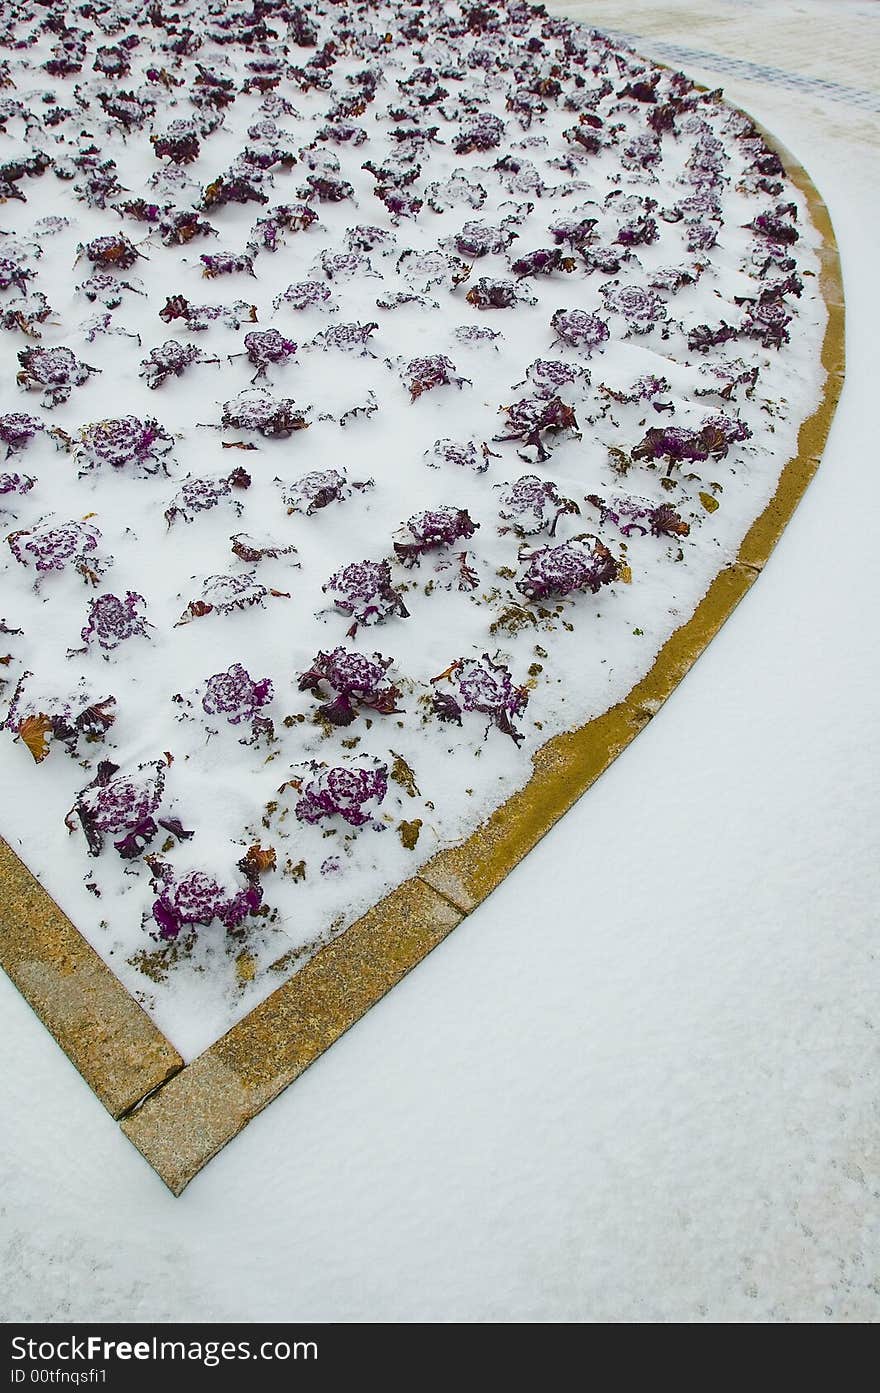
[0, 0, 878, 1325]
[0, 0, 824, 1058]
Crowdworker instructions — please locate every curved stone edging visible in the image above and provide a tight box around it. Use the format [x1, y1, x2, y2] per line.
[0, 107, 845, 1194]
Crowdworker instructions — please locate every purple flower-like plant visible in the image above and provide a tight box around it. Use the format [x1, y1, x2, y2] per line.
[160, 211, 218, 247]
[393, 508, 479, 566]
[497, 475, 580, 537]
[8, 518, 109, 586]
[140, 340, 219, 390]
[151, 868, 262, 941]
[741, 299, 792, 349]
[160, 296, 258, 332]
[432, 653, 529, 746]
[494, 396, 579, 463]
[586, 494, 690, 538]
[291, 759, 389, 829]
[687, 322, 739, 353]
[465, 278, 522, 310]
[298, 648, 402, 727]
[80, 592, 152, 653]
[599, 374, 669, 404]
[165, 469, 251, 527]
[4, 674, 116, 760]
[176, 572, 287, 626]
[601, 284, 667, 333]
[310, 322, 378, 355]
[250, 204, 319, 252]
[0, 471, 36, 497]
[454, 221, 517, 258]
[202, 662, 274, 732]
[425, 439, 492, 474]
[66, 759, 191, 859]
[236, 329, 297, 381]
[0, 413, 44, 458]
[455, 113, 505, 154]
[281, 468, 371, 516]
[200, 252, 255, 278]
[402, 355, 471, 401]
[516, 536, 619, 601]
[511, 247, 576, 279]
[273, 281, 332, 312]
[748, 210, 798, 246]
[17, 347, 99, 408]
[631, 417, 750, 469]
[514, 360, 591, 399]
[75, 416, 175, 476]
[220, 392, 309, 438]
[79, 234, 141, 269]
[323, 560, 410, 636]
[550, 309, 610, 355]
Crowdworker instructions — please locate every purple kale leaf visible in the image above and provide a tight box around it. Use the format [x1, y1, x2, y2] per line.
[510, 247, 576, 279]
[432, 653, 529, 746]
[0, 471, 36, 498]
[291, 759, 389, 829]
[494, 396, 579, 463]
[393, 508, 479, 566]
[310, 321, 378, 355]
[550, 308, 610, 355]
[323, 560, 410, 635]
[599, 374, 669, 404]
[202, 662, 274, 727]
[455, 114, 505, 154]
[151, 868, 262, 941]
[238, 329, 298, 381]
[4, 673, 116, 761]
[497, 475, 580, 537]
[631, 417, 751, 469]
[401, 354, 471, 401]
[280, 468, 370, 516]
[250, 204, 319, 252]
[465, 278, 523, 310]
[425, 439, 494, 474]
[165, 470, 250, 527]
[200, 251, 256, 278]
[67, 759, 172, 858]
[74, 416, 175, 475]
[79, 234, 141, 269]
[8, 518, 109, 586]
[600, 284, 667, 333]
[586, 494, 690, 538]
[176, 572, 288, 626]
[298, 648, 402, 727]
[140, 339, 219, 390]
[517, 536, 620, 600]
[513, 359, 591, 399]
[273, 280, 332, 312]
[748, 209, 798, 245]
[220, 391, 309, 438]
[0, 412, 44, 458]
[17, 346, 99, 408]
[80, 591, 152, 653]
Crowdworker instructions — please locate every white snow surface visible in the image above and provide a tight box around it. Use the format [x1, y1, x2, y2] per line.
[0, 0, 825, 1056]
[1, 0, 878, 1325]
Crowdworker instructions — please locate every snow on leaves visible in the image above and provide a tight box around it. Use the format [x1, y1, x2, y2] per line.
[0, 0, 817, 1021]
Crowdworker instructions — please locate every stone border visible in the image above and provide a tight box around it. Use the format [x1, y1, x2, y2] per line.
[0, 839, 183, 1117]
[0, 116, 845, 1194]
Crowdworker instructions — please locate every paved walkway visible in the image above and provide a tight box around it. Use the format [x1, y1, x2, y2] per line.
[549, 0, 880, 110]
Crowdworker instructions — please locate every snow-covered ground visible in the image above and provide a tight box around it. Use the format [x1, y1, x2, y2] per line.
[2, 0, 878, 1323]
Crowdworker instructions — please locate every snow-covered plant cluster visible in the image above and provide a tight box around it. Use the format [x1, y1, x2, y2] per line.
[0, 0, 824, 1054]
